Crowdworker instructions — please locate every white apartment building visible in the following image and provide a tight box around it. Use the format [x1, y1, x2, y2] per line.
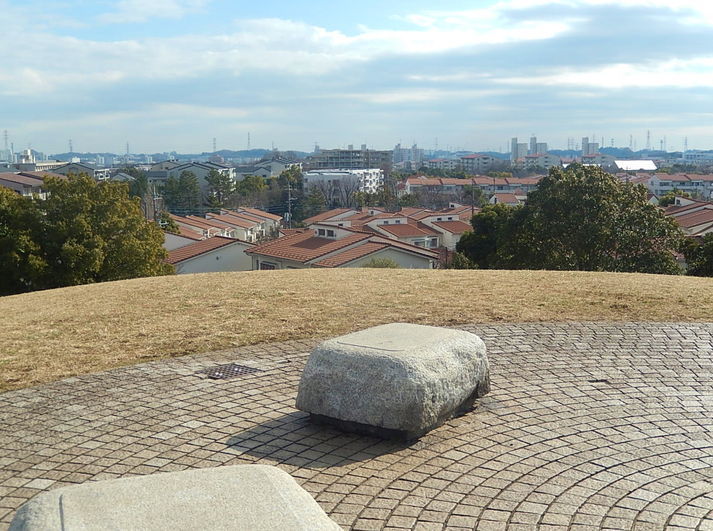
[303, 168, 384, 199]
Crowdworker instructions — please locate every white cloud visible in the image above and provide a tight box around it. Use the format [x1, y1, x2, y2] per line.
[99, 0, 210, 24]
[498, 58, 713, 89]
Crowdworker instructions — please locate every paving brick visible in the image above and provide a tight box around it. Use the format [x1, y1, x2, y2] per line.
[1, 323, 713, 530]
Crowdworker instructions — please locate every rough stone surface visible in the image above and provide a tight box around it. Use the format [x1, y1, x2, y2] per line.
[9, 464, 341, 531]
[1, 322, 712, 531]
[295, 323, 490, 440]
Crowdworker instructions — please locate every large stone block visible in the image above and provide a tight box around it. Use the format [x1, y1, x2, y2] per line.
[295, 323, 490, 440]
[10, 465, 341, 531]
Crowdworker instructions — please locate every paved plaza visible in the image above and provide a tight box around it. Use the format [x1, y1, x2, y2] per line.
[1, 322, 712, 530]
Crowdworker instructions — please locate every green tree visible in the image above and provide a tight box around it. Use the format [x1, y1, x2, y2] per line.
[658, 189, 692, 207]
[501, 165, 683, 274]
[302, 188, 327, 220]
[162, 171, 202, 212]
[0, 188, 46, 295]
[457, 203, 516, 269]
[156, 210, 180, 234]
[236, 175, 268, 206]
[205, 169, 235, 208]
[0, 176, 173, 295]
[683, 234, 713, 276]
[444, 251, 477, 269]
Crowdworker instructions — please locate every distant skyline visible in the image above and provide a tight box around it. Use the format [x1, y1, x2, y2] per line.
[2, 0, 713, 153]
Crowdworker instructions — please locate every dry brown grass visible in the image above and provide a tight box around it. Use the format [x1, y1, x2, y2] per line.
[1, 268, 712, 392]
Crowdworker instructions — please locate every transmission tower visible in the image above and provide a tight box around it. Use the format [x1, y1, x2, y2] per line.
[69, 139, 73, 153]
[646, 130, 651, 150]
[213, 137, 217, 152]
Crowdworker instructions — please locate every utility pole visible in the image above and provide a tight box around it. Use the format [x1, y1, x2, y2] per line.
[286, 179, 294, 229]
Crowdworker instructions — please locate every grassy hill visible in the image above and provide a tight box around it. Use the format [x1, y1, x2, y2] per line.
[1, 269, 712, 393]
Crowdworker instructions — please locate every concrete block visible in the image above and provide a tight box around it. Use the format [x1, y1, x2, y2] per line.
[10, 464, 341, 531]
[295, 323, 490, 440]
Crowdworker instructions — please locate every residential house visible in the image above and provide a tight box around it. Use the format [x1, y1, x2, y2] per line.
[0, 172, 47, 198]
[166, 236, 254, 274]
[163, 229, 202, 251]
[664, 198, 713, 237]
[246, 225, 438, 270]
[489, 193, 523, 206]
[234, 157, 301, 180]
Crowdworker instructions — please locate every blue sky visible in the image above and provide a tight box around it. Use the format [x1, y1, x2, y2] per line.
[2, 0, 713, 154]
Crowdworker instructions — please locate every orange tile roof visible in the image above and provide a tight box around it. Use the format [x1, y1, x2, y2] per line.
[493, 193, 520, 204]
[312, 242, 389, 267]
[175, 226, 203, 240]
[246, 231, 371, 263]
[166, 236, 250, 264]
[206, 212, 259, 229]
[237, 206, 283, 222]
[0, 173, 44, 186]
[674, 209, 713, 229]
[302, 208, 353, 225]
[377, 222, 438, 238]
[186, 215, 234, 230]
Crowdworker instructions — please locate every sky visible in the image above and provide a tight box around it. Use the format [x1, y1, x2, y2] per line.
[2, 0, 713, 154]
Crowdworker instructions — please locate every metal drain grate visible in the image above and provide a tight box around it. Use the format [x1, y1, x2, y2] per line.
[197, 363, 262, 380]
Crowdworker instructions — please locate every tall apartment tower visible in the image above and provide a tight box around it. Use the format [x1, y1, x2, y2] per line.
[511, 137, 518, 162]
[581, 137, 600, 156]
[529, 136, 537, 155]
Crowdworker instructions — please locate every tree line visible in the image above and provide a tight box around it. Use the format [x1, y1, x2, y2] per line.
[453, 165, 713, 276]
[0, 176, 172, 296]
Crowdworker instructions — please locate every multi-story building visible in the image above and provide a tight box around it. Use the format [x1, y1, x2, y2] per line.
[514, 153, 562, 170]
[393, 144, 424, 168]
[510, 138, 530, 162]
[303, 168, 384, 206]
[582, 137, 600, 156]
[305, 145, 392, 171]
[425, 158, 461, 171]
[581, 153, 615, 167]
[459, 154, 494, 174]
[645, 173, 713, 199]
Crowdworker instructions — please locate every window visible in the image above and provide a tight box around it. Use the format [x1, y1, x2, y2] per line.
[318, 228, 326, 236]
[436, 217, 442, 221]
[326, 229, 335, 237]
[395, 219, 401, 224]
[260, 262, 276, 270]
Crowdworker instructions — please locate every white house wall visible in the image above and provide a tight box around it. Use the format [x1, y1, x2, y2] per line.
[175, 244, 253, 274]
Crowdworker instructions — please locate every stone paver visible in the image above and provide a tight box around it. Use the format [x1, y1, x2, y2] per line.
[1, 322, 712, 530]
